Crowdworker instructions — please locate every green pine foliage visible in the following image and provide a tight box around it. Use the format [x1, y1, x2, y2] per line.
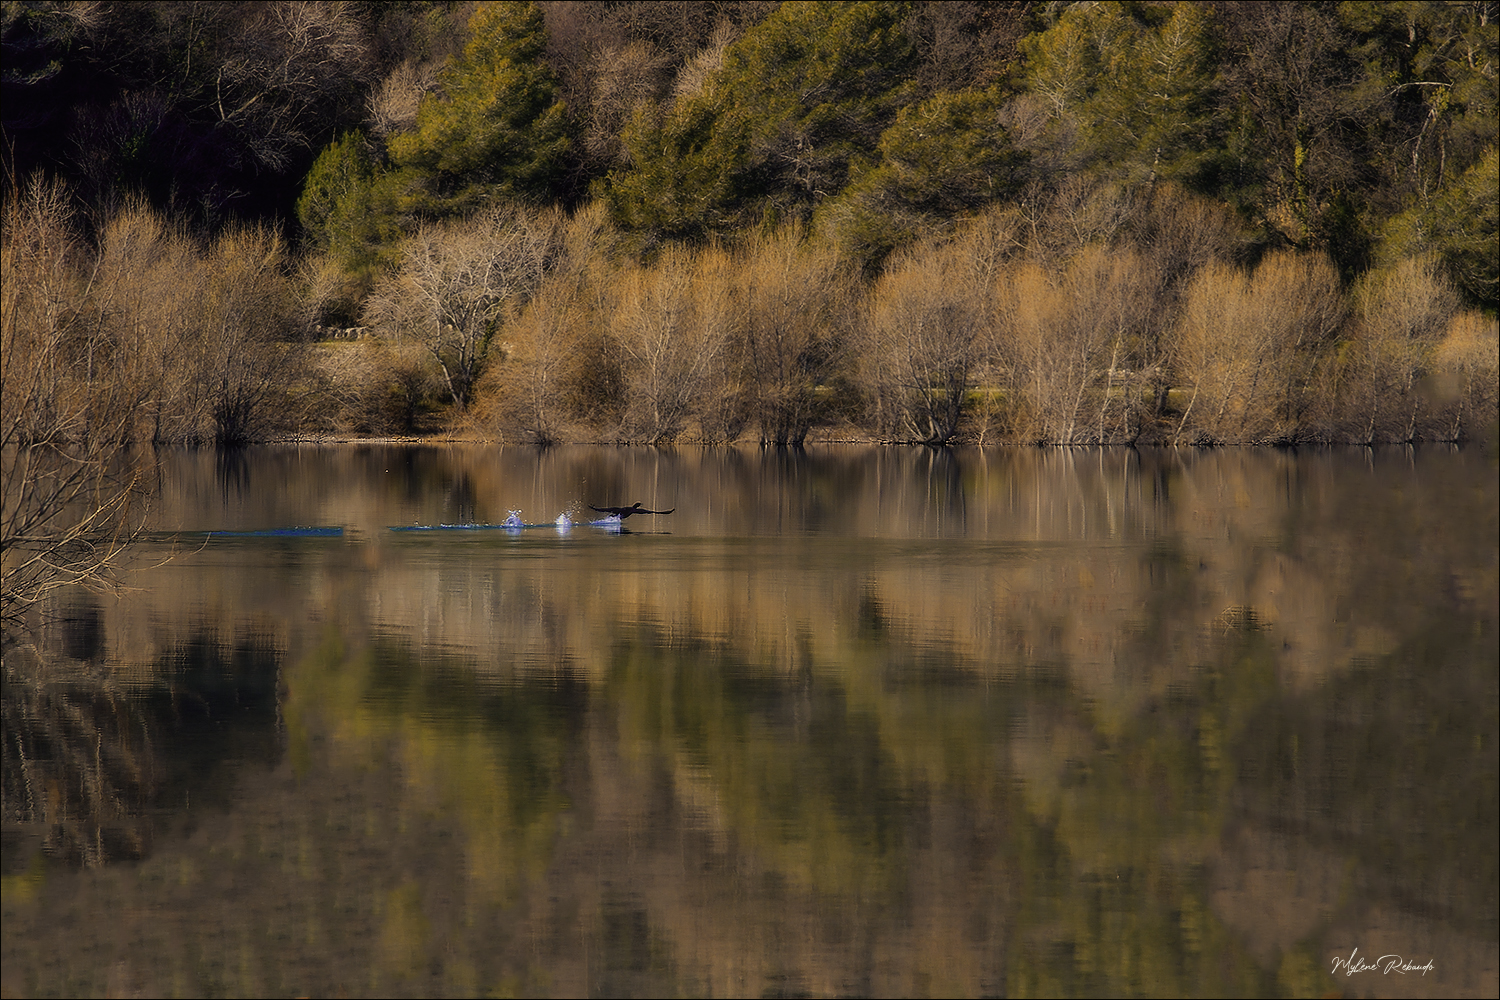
[1384, 147, 1500, 309]
[1018, 1, 1223, 188]
[297, 132, 382, 261]
[384, 1, 571, 220]
[606, 1, 921, 240]
[818, 86, 1022, 269]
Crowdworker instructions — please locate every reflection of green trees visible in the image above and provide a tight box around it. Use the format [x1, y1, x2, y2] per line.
[1235, 621, 1499, 936]
[284, 631, 581, 902]
[1006, 620, 1282, 997]
[594, 603, 1309, 996]
[7, 449, 1495, 996]
[607, 628, 918, 893]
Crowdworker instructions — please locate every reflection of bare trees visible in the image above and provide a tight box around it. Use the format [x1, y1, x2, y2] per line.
[2, 638, 157, 868]
[2, 619, 284, 870]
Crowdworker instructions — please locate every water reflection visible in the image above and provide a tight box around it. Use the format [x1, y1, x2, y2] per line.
[2, 446, 1495, 997]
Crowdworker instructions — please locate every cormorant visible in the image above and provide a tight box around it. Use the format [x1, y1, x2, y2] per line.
[589, 502, 675, 519]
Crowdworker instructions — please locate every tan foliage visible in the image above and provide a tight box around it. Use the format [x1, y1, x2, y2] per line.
[365, 205, 566, 412]
[192, 224, 301, 444]
[2, 183, 142, 618]
[487, 273, 596, 444]
[476, 203, 626, 442]
[368, 60, 439, 139]
[2, 183, 307, 618]
[1343, 256, 1461, 442]
[993, 246, 1157, 443]
[586, 40, 672, 166]
[671, 21, 735, 104]
[1432, 312, 1500, 441]
[737, 226, 854, 445]
[1174, 252, 1344, 443]
[861, 236, 996, 443]
[613, 243, 739, 443]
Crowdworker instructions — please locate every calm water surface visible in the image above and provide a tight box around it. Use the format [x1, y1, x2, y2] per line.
[3, 445, 1496, 998]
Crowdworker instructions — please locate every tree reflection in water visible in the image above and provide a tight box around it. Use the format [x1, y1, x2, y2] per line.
[1, 445, 1494, 998]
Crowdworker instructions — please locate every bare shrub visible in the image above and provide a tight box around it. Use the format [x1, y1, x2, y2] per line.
[1342, 257, 1461, 442]
[1126, 185, 1248, 417]
[993, 246, 1156, 444]
[365, 206, 566, 413]
[304, 341, 438, 436]
[476, 202, 633, 443]
[672, 21, 735, 103]
[861, 239, 995, 444]
[210, 1, 373, 174]
[2, 182, 145, 620]
[368, 59, 439, 139]
[1129, 184, 1247, 293]
[1431, 312, 1499, 442]
[487, 273, 595, 444]
[736, 226, 854, 445]
[1068, 246, 1158, 443]
[190, 224, 302, 445]
[3, 186, 305, 617]
[93, 203, 193, 442]
[1173, 252, 1345, 443]
[586, 40, 672, 168]
[299, 250, 367, 329]
[690, 244, 752, 443]
[610, 244, 739, 443]
[1014, 177, 1136, 263]
[1173, 261, 1254, 443]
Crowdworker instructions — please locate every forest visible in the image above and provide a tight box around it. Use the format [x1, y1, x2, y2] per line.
[2, 0, 1497, 461]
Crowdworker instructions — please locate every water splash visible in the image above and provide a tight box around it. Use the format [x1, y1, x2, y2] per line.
[555, 512, 573, 533]
[502, 510, 525, 529]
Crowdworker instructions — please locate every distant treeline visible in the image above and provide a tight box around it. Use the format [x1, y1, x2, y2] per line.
[3, 1, 1497, 445]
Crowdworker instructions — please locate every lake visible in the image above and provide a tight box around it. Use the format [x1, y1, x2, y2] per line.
[3, 444, 1496, 998]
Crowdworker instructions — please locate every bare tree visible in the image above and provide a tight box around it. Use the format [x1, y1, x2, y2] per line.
[190, 224, 302, 444]
[992, 246, 1155, 444]
[92, 201, 202, 443]
[1344, 256, 1460, 442]
[737, 225, 852, 445]
[365, 206, 565, 412]
[205, 1, 374, 173]
[367, 59, 440, 140]
[1, 182, 147, 623]
[861, 237, 994, 444]
[494, 274, 593, 444]
[613, 243, 735, 443]
[1432, 311, 1500, 442]
[1174, 251, 1345, 443]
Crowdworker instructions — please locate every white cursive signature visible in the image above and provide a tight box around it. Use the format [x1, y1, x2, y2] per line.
[1330, 948, 1435, 977]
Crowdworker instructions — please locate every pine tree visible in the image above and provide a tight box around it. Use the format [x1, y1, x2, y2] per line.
[385, 1, 571, 220]
[608, 1, 919, 239]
